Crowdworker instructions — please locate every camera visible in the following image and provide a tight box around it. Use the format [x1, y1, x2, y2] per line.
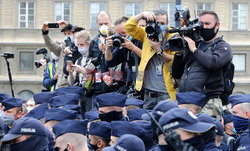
[34, 61, 42, 68]
[169, 20, 203, 51]
[1, 53, 14, 59]
[65, 36, 73, 47]
[34, 48, 50, 68]
[111, 34, 124, 47]
[145, 20, 163, 42]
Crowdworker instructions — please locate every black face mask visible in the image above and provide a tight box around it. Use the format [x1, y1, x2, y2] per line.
[201, 22, 218, 41]
[11, 136, 48, 151]
[99, 111, 123, 122]
[183, 135, 204, 150]
[54, 146, 68, 151]
[89, 143, 98, 151]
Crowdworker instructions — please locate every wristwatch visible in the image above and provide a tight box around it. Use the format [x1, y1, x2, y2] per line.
[157, 50, 163, 57]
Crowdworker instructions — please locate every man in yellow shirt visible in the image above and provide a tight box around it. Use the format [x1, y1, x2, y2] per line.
[125, 9, 178, 109]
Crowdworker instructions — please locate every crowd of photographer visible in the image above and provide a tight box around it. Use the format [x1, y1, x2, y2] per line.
[0, 7, 249, 151]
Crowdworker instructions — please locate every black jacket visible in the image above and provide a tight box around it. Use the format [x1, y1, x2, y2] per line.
[172, 37, 232, 98]
[88, 34, 101, 58]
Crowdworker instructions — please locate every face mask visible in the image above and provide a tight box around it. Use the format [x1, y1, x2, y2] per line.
[0, 113, 14, 126]
[231, 114, 249, 133]
[99, 111, 123, 122]
[11, 136, 48, 151]
[74, 39, 78, 46]
[87, 138, 95, 151]
[99, 25, 109, 37]
[89, 143, 98, 151]
[232, 127, 238, 134]
[126, 35, 133, 41]
[159, 25, 168, 33]
[78, 46, 87, 55]
[64, 36, 73, 42]
[51, 52, 59, 61]
[201, 22, 218, 41]
[183, 135, 204, 150]
[26, 107, 33, 113]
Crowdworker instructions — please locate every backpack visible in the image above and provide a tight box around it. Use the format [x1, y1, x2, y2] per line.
[209, 37, 235, 105]
[221, 61, 235, 105]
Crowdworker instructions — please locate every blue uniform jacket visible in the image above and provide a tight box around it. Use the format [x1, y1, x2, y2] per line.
[43, 59, 57, 91]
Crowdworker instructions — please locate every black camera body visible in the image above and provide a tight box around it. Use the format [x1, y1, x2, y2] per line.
[1, 53, 14, 59]
[65, 37, 73, 47]
[145, 20, 163, 42]
[35, 48, 50, 68]
[111, 34, 124, 47]
[169, 19, 204, 52]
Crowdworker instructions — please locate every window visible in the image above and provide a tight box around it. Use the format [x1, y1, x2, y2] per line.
[196, 3, 212, 15]
[90, 2, 107, 29]
[55, 2, 71, 22]
[125, 3, 142, 18]
[19, 2, 34, 28]
[232, 54, 246, 71]
[160, 3, 175, 27]
[20, 52, 34, 70]
[232, 3, 248, 30]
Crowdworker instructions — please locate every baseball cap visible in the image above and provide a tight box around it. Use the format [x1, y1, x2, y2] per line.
[2, 117, 49, 142]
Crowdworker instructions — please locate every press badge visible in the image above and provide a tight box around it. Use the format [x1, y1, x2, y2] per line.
[132, 66, 136, 73]
[95, 72, 102, 83]
[156, 65, 163, 76]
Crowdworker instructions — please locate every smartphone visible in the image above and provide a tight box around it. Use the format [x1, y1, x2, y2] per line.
[48, 23, 59, 28]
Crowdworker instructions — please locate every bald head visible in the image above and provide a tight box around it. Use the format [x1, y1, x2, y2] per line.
[96, 11, 112, 28]
[55, 133, 88, 151]
[232, 102, 250, 119]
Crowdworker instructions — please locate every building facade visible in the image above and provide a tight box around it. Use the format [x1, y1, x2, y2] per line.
[0, 0, 249, 101]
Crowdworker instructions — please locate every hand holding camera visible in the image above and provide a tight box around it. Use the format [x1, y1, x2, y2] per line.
[120, 37, 135, 50]
[183, 36, 197, 53]
[141, 11, 156, 22]
[53, 73, 58, 80]
[147, 38, 162, 53]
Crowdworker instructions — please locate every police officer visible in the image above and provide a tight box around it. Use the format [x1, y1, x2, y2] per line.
[157, 108, 216, 151]
[2, 117, 50, 151]
[88, 121, 111, 151]
[228, 94, 250, 151]
[0, 93, 11, 111]
[176, 91, 206, 114]
[103, 134, 145, 151]
[2, 98, 23, 121]
[53, 119, 88, 151]
[96, 92, 127, 122]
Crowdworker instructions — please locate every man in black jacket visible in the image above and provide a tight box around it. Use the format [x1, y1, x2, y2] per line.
[172, 10, 232, 120]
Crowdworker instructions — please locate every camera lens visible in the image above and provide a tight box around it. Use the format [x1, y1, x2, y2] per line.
[145, 21, 156, 35]
[113, 39, 121, 47]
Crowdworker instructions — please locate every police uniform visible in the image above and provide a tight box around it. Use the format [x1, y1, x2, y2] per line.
[103, 134, 145, 151]
[228, 94, 250, 151]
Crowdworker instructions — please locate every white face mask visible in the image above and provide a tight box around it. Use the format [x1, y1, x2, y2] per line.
[51, 52, 59, 61]
[78, 46, 87, 55]
[99, 25, 109, 37]
[0, 111, 15, 126]
[64, 36, 73, 42]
